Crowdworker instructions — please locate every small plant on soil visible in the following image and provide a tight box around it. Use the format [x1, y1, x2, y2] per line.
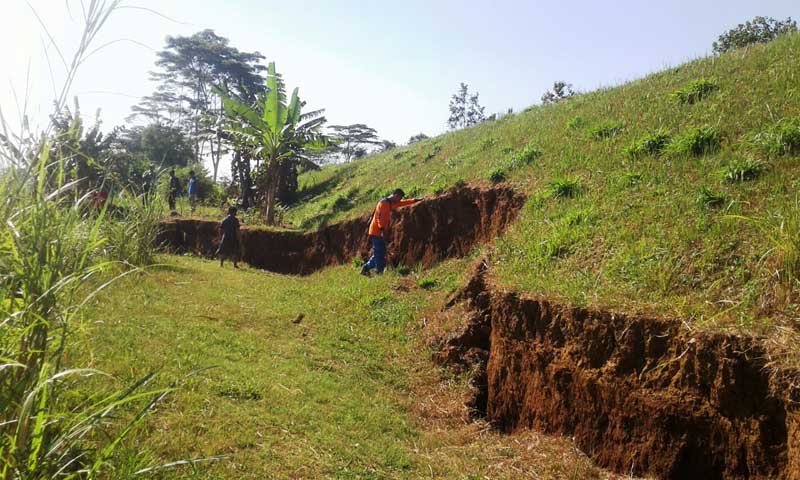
[418, 278, 438, 290]
[751, 118, 800, 157]
[549, 177, 581, 198]
[480, 137, 497, 150]
[535, 225, 577, 259]
[698, 186, 727, 209]
[511, 144, 543, 168]
[564, 208, 596, 226]
[424, 144, 443, 161]
[352, 257, 365, 268]
[721, 158, 765, 183]
[672, 79, 718, 104]
[624, 130, 671, 158]
[665, 126, 721, 156]
[489, 168, 507, 183]
[566, 116, 586, 130]
[622, 171, 644, 187]
[589, 121, 625, 140]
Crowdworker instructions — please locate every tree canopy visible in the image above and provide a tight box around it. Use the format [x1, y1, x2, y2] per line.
[131, 30, 267, 182]
[448, 83, 485, 130]
[328, 124, 380, 162]
[713, 16, 797, 54]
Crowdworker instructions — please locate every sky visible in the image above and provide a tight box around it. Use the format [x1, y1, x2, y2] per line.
[0, 0, 797, 177]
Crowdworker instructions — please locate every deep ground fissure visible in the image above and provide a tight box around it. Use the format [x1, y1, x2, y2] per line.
[158, 185, 526, 275]
[434, 261, 800, 480]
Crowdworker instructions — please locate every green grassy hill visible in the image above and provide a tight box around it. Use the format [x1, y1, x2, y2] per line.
[289, 33, 800, 333]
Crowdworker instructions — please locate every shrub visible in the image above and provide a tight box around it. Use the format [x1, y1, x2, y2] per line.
[698, 186, 727, 208]
[331, 194, 354, 212]
[418, 278, 438, 290]
[549, 177, 581, 198]
[480, 137, 497, 150]
[672, 79, 718, 105]
[721, 158, 765, 183]
[508, 144, 543, 170]
[624, 130, 671, 158]
[104, 193, 163, 266]
[751, 118, 800, 157]
[489, 168, 507, 183]
[566, 116, 586, 130]
[589, 121, 624, 140]
[665, 126, 721, 156]
[424, 145, 442, 161]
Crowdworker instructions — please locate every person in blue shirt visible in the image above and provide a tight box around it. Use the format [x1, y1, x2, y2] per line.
[187, 170, 198, 214]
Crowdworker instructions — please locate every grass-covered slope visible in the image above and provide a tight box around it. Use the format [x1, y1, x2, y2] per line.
[290, 34, 800, 331]
[75, 257, 616, 479]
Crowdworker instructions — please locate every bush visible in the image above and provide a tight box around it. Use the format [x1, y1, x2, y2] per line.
[480, 137, 497, 150]
[514, 144, 543, 167]
[489, 168, 507, 183]
[566, 116, 586, 130]
[589, 121, 624, 140]
[721, 158, 765, 183]
[751, 118, 800, 157]
[624, 130, 671, 158]
[424, 145, 442, 161]
[698, 187, 727, 209]
[418, 278, 438, 290]
[665, 126, 721, 156]
[549, 177, 581, 198]
[104, 192, 163, 266]
[672, 79, 717, 105]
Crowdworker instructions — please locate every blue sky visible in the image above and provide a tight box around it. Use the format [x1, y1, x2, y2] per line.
[0, 0, 797, 175]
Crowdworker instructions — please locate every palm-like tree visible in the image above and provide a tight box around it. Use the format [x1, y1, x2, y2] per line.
[218, 62, 326, 224]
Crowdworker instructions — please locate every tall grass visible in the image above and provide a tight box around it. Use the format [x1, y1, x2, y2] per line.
[0, 2, 172, 477]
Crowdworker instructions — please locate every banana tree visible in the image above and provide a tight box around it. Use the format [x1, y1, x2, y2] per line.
[217, 62, 326, 224]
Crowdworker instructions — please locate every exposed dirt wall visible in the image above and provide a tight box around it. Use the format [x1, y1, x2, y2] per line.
[436, 262, 800, 480]
[157, 185, 526, 275]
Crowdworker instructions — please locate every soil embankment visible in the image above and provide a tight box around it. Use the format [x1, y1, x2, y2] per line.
[435, 262, 800, 480]
[158, 185, 526, 275]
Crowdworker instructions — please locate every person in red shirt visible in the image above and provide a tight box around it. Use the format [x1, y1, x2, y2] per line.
[360, 188, 421, 276]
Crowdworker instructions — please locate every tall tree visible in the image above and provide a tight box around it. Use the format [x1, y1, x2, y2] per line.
[541, 81, 577, 105]
[448, 83, 485, 130]
[131, 30, 267, 182]
[328, 124, 380, 162]
[408, 133, 429, 145]
[118, 124, 195, 168]
[218, 62, 327, 224]
[713, 16, 797, 54]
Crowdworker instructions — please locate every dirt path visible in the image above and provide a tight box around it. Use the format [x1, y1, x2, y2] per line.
[158, 185, 526, 275]
[433, 261, 800, 480]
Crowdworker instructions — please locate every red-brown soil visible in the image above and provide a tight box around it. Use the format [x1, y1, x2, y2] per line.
[434, 261, 800, 480]
[157, 185, 526, 275]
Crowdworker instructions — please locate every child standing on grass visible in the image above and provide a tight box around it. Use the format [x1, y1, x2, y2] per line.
[187, 170, 198, 215]
[218, 207, 243, 268]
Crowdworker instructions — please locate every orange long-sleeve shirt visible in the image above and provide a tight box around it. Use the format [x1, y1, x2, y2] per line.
[368, 197, 418, 237]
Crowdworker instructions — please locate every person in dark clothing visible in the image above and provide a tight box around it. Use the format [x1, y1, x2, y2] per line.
[218, 207, 242, 268]
[168, 168, 180, 213]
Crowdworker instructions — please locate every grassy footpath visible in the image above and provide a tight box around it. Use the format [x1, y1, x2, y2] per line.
[282, 34, 800, 333]
[74, 255, 622, 479]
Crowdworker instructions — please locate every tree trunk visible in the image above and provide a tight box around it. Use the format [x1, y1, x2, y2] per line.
[264, 160, 280, 225]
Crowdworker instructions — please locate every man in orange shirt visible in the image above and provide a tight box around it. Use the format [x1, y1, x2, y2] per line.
[360, 188, 421, 276]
